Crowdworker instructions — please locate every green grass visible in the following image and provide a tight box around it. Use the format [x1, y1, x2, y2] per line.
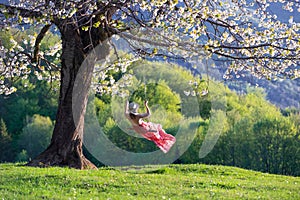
[0, 163, 299, 200]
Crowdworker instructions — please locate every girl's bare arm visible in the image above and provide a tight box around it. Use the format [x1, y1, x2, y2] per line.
[138, 101, 151, 118]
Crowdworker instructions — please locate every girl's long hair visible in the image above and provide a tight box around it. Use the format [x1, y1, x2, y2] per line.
[129, 113, 137, 120]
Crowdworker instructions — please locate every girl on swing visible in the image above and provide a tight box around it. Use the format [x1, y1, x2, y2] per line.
[125, 100, 176, 153]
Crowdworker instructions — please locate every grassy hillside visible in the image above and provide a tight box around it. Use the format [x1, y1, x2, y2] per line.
[0, 164, 299, 200]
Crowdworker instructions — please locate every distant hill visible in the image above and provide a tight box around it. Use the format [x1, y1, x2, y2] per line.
[150, 56, 300, 109]
[226, 76, 300, 109]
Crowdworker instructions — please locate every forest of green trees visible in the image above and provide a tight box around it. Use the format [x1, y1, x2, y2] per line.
[0, 28, 299, 176]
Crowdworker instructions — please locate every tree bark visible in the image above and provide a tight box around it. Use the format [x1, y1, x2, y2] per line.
[27, 20, 109, 169]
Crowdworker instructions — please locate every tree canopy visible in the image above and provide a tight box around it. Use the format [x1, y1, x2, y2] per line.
[1, 0, 300, 94]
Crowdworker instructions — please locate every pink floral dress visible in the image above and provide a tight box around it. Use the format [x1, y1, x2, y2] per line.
[131, 121, 176, 153]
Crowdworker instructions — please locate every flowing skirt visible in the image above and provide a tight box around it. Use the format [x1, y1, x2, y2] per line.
[132, 121, 176, 153]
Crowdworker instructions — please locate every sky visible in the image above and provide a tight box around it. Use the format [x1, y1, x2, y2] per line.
[268, 2, 300, 23]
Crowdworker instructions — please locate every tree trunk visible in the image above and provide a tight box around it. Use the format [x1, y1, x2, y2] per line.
[27, 21, 109, 169]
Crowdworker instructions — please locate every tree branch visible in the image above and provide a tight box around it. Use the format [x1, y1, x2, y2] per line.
[32, 24, 52, 63]
[212, 49, 299, 61]
[0, 3, 43, 18]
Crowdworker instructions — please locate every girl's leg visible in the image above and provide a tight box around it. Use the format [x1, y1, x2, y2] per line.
[159, 129, 175, 140]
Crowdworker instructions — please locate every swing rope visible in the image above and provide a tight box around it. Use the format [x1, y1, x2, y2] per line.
[143, 76, 153, 123]
[201, 59, 209, 96]
[144, 76, 147, 101]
